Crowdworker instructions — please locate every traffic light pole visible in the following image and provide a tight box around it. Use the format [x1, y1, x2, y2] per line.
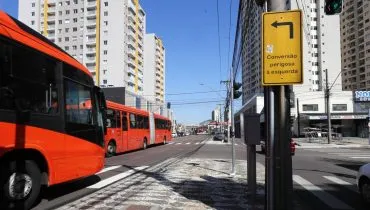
[230, 70, 236, 176]
[265, 0, 293, 210]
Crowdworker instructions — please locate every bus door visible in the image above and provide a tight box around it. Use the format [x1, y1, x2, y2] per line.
[128, 113, 138, 150]
[120, 111, 128, 152]
[149, 113, 155, 144]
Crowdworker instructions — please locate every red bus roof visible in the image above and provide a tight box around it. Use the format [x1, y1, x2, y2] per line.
[153, 113, 171, 121]
[106, 100, 149, 116]
[0, 11, 91, 76]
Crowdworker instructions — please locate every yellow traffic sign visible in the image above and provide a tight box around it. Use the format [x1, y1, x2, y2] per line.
[262, 10, 302, 86]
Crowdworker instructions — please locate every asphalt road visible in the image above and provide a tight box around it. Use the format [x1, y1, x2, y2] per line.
[291, 147, 369, 210]
[31, 135, 250, 210]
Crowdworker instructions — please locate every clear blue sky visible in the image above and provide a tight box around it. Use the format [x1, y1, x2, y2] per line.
[0, 0, 240, 125]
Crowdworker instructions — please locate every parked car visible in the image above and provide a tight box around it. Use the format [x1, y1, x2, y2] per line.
[357, 163, 370, 204]
[260, 139, 297, 155]
[172, 132, 177, 138]
[213, 132, 225, 141]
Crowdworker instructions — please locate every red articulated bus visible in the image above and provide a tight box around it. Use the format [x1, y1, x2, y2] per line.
[0, 11, 107, 209]
[105, 101, 172, 157]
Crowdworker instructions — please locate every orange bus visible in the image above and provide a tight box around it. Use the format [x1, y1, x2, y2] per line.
[0, 11, 107, 209]
[105, 101, 172, 156]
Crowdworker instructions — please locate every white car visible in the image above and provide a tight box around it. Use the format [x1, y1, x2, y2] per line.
[172, 132, 177, 138]
[357, 163, 370, 204]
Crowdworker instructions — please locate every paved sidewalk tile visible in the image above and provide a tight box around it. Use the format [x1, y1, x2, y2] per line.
[57, 157, 265, 210]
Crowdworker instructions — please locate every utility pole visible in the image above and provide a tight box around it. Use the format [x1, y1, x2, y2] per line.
[265, 0, 293, 210]
[230, 70, 236, 175]
[325, 69, 331, 144]
[220, 79, 231, 143]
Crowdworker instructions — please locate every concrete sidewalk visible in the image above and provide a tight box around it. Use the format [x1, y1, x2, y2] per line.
[294, 137, 370, 149]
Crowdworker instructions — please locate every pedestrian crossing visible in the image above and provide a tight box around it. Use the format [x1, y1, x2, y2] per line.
[302, 148, 370, 160]
[167, 140, 247, 146]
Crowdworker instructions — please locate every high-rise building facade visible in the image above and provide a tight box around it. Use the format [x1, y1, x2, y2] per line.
[144, 33, 165, 104]
[340, 0, 370, 90]
[18, 0, 146, 95]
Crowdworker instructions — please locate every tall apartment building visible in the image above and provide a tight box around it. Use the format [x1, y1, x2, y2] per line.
[144, 33, 165, 104]
[18, 0, 146, 95]
[340, 0, 370, 90]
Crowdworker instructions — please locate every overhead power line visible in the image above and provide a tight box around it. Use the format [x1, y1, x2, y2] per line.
[139, 89, 227, 97]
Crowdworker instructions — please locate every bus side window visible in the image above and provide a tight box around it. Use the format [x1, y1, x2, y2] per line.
[122, 112, 128, 131]
[116, 110, 121, 128]
[129, 113, 136, 129]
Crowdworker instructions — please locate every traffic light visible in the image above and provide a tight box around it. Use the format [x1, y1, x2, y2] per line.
[233, 81, 242, 99]
[324, 0, 342, 15]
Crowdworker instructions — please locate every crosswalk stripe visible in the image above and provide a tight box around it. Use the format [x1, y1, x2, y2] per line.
[293, 175, 354, 210]
[323, 176, 358, 193]
[96, 166, 121, 175]
[186, 142, 190, 145]
[176, 143, 182, 145]
[167, 142, 174, 145]
[195, 142, 200, 145]
[88, 166, 149, 189]
[350, 156, 370, 159]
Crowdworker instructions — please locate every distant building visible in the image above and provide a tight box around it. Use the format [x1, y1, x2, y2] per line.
[144, 33, 165, 104]
[212, 107, 221, 122]
[18, 0, 146, 94]
[340, 0, 370, 90]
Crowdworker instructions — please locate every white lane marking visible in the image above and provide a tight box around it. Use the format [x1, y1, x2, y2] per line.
[186, 142, 191, 145]
[350, 156, 370, 159]
[167, 142, 174, 145]
[195, 142, 200, 145]
[88, 166, 149, 189]
[96, 166, 121, 175]
[323, 176, 358, 193]
[293, 175, 354, 210]
[235, 144, 238, 146]
[176, 143, 182, 145]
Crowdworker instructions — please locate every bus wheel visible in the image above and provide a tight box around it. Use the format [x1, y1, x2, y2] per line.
[143, 139, 147, 150]
[107, 141, 116, 157]
[0, 160, 41, 210]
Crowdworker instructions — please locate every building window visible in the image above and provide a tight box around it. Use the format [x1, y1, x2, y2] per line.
[103, 70, 107, 74]
[74, 9, 78, 14]
[65, 19, 70, 24]
[104, 50, 107, 55]
[73, 0, 78, 4]
[80, 45, 83, 49]
[65, 46, 69, 50]
[302, 104, 319, 111]
[104, 11, 108, 16]
[73, 18, 77, 23]
[65, 28, 69, 32]
[104, 30, 108, 35]
[103, 79, 107, 84]
[332, 104, 347, 111]
[66, 10, 70, 15]
[104, 40, 108, 45]
[59, 20, 62, 24]
[32, 2, 35, 7]
[31, 12, 35, 16]
[72, 45, 77, 50]
[65, 37, 69, 41]
[31, 20, 35, 25]
[66, 1, 70, 5]
[104, 2, 108, 6]
[73, 27, 77, 32]
[104, 21, 108, 26]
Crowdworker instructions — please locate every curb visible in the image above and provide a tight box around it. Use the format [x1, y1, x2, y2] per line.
[297, 145, 370, 149]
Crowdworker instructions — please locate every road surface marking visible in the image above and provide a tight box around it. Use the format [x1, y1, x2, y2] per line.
[195, 142, 200, 145]
[323, 176, 358, 193]
[88, 166, 149, 189]
[96, 166, 121, 175]
[350, 156, 370, 159]
[293, 175, 354, 210]
[235, 144, 238, 146]
[186, 142, 191, 145]
[176, 143, 182, 145]
[167, 142, 174, 145]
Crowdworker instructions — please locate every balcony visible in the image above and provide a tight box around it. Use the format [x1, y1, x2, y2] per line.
[87, 1, 97, 8]
[86, 38, 96, 45]
[127, 66, 135, 75]
[86, 28, 96, 34]
[86, 20, 96, 27]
